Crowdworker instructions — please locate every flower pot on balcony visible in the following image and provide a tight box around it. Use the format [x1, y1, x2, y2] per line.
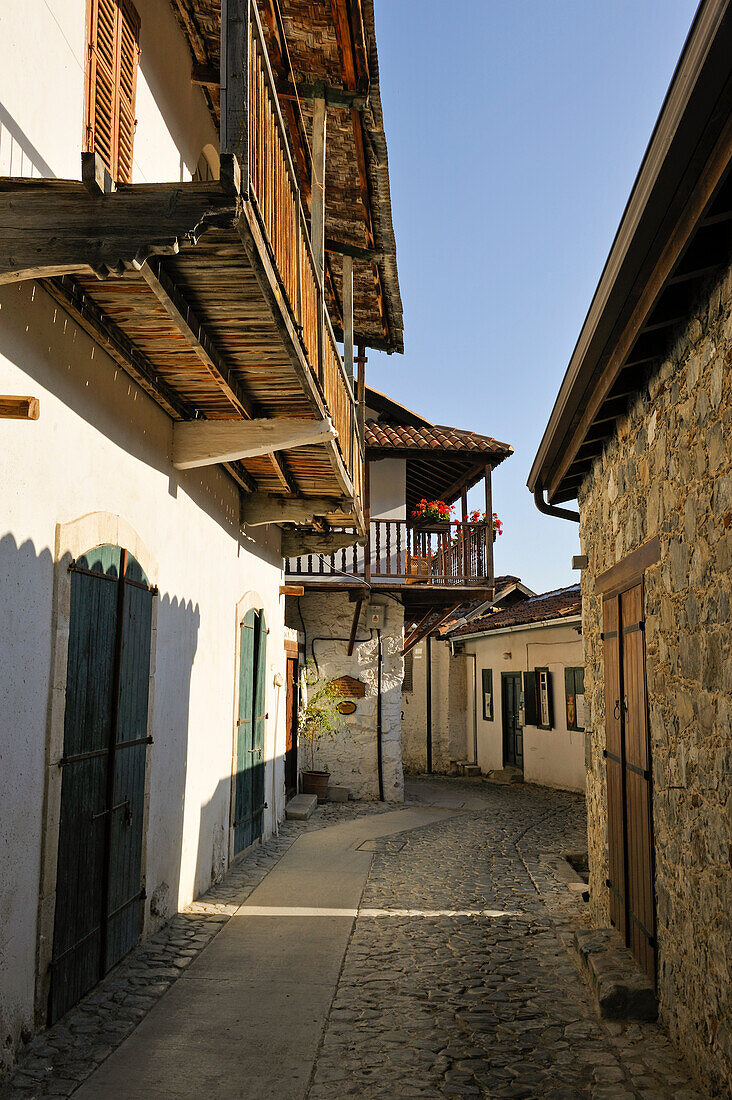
[301, 769, 330, 802]
[411, 519, 451, 534]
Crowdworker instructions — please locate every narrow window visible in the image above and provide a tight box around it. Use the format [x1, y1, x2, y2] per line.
[481, 669, 493, 720]
[535, 667, 554, 729]
[403, 650, 414, 693]
[564, 666, 586, 731]
[85, 0, 140, 183]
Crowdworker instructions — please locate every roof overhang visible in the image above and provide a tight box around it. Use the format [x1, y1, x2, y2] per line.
[452, 615, 582, 643]
[529, 0, 732, 504]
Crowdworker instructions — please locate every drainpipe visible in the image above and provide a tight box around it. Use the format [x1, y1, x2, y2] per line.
[426, 634, 432, 774]
[533, 486, 580, 523]
[467, 651, 478, 765]
[376, 629, 384, 801]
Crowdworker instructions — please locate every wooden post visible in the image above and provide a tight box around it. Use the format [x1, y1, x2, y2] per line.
[343, 254, 354, 385]
[220, 0, 250, 180]
[0, 396, 40, 420]
[461, 487, 469, 580]
[484, 465, 494, 593]
[311, 90, 327, 386]
[356, 344, 367, 449]
[364, 457, 371, 584]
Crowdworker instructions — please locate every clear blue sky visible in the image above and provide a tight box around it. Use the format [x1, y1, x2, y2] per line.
[366, 0, 699, 594]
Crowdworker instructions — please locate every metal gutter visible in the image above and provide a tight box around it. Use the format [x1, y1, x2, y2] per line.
[452, 615, 582, 644]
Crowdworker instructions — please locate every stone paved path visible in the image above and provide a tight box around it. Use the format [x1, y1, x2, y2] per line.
[309, 778, 699, 1099]
[1, 778, 700, 1099]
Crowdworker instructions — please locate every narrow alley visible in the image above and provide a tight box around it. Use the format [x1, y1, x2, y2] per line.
[3, 778, 697, 1100]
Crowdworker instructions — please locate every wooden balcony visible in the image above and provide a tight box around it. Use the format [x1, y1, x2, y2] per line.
[0, 0, 366, 529]
[286, 519, 494, 595]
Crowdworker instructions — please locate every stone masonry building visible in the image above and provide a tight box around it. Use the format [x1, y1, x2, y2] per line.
[529, 2, 732, 1092]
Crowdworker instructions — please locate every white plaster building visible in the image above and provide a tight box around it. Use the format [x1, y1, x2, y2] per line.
[0, 0, 402, 1067]
[448, 586, 585, 791]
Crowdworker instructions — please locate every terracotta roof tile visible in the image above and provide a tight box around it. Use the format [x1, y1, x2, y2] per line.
[450, 584, 582, 636]
[365, 421, 513, 458]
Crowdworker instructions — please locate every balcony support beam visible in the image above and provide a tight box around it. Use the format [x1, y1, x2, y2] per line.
[281, 530, 363, 558]
[311, 90, 327, 387]
[242, 494, 346, 526]
[173, 417, 337, 470]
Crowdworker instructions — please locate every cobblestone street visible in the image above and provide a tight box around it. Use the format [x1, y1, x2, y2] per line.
[2, 779, 699, 1099]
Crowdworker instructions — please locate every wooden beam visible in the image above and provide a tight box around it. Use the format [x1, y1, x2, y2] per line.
[81, 152, 114, 196]
[191, 63, 219, 87]
[343, 254, 354, 385]
[401, 608, 433, 654]
[281, 530, 363, 558]
[280, 584, 304, 596]
[325, 238, 382, 262]
[278, 81, 366, 110]
[220, 0, 250, 169]
[347, 597, 363, 655]
[243, 494, 346, 526]
[0, 179, 237, 285]
[484, 465, 494, 596]
[173, 417, 336, 470]
[0, 396, 39, 420]
[595, 536, 661, 598]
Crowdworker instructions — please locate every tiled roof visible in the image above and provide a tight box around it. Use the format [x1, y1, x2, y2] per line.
[365, 421, 513, 457]
[450, 584, 582, 637]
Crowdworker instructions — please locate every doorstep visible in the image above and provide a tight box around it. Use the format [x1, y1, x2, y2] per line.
[573, 928, 657, 1021]
[285, 793, 318, 820]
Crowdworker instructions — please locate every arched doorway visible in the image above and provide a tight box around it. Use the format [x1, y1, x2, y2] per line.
[233, 608, 267, 854]
[50, 545, 155, 1022]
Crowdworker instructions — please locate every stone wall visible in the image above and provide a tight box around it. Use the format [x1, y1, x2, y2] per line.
[286, 592, 404, 801]
[578, 260, 732, 1093]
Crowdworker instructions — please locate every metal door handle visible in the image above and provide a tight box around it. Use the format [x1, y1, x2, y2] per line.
[613, 700, 621, 720]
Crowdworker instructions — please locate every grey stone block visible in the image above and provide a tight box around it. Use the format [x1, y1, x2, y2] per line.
[285, 793, 318, 820]
[574, 929, 657, 1021]
[327, 785, 349, 802]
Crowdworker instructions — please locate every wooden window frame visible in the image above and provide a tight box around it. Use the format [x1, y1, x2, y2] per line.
[535, 667, 554, 730]
[84, 0, 141, 185]
[481, 668, 494, 721]
[565, 665, 586, 731]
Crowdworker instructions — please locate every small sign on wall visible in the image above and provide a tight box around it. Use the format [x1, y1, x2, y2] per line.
[337, 699, 357, 715]
[329, 675, 366, 698]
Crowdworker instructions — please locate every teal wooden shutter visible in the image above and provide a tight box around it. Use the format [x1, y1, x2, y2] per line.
[523, 671, 538, 726]
[252, 611, 267, 842]
[234, 610, 257, 853]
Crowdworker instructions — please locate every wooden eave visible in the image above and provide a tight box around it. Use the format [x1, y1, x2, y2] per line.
[170, 0, 404, 353]
[368, 442, 511, 515]
[529, 0, 732, 505]
[0, 174, 362, 525]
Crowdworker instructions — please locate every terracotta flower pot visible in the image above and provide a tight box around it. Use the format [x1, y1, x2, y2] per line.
[301, 770, 330, 802]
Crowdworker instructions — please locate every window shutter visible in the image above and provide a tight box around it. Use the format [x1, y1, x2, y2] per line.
[403, 650, 413, 693]
[523, 671, 538, 726]
[86, 0, 140, 183]
[545, 670, 554, 729]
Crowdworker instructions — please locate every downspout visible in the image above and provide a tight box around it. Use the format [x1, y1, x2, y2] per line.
[533, 487, 580, 523]
[376, 628, 384, 801]
[467, 651, 478, 765]
[426, 634, 432, 774]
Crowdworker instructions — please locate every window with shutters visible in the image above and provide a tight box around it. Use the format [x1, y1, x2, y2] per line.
[481, 669, 493, 721]
[565, 666, 586, 731]
[85, 0, 140, 184]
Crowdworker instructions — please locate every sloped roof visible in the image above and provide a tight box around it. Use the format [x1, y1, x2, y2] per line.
[366, 421, 513, 459]
[450, 584, 582, 637]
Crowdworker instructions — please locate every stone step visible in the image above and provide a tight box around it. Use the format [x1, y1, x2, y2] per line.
[459, 763, 482, 778]
[327, 785, 349, 802]
[573, 929, 657, 1020]
[285, 793, 318, 821]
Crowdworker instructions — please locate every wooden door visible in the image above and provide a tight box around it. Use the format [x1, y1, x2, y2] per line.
[501, 673, 523, 769]
[285, 655, 298, 798]
[603, 583, 656, 980]
[50, 546, 153, 1023]
[234, 610, 267, 854]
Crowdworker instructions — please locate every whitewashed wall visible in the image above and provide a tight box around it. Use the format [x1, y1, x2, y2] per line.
[0, 288, 286, 1059]
[461, 621, 585, 790]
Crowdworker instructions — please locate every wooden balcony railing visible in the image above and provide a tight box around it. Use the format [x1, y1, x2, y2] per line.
[246, 5, 362, 505]
[286, 520, 493, 587]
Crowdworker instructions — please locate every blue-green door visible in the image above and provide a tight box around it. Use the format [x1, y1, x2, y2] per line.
[50, 546, 154, 1023]
[234, 609, 267, 853]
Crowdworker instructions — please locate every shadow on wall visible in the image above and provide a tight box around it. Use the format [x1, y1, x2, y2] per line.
[0, 99, 56, 177]
[147, 590, 200, 927]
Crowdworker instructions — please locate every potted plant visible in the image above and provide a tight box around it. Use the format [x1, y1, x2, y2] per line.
[410, 499, 455, 531]
[298, 672, 343, 802]
[453, 510, 504, 541]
